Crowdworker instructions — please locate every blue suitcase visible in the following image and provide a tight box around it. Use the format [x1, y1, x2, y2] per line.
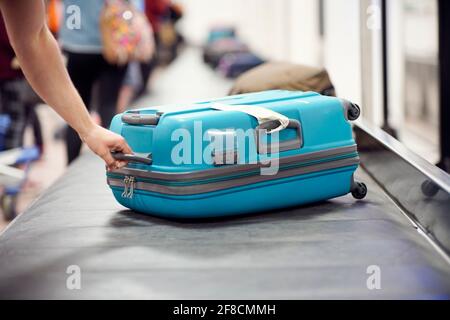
[206, 26, 236, 44]
[107, 90, 367, 219]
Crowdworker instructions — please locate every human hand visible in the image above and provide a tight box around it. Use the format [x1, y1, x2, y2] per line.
[80, 124, 132, 170]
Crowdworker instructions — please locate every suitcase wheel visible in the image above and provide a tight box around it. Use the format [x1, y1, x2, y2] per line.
[351, 181, 367, 200]
[1, 194, 18, 221]
[347, 103, 361, 121]
[421, 179, 439, 197]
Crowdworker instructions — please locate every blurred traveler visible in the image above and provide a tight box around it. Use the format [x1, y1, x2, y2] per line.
[0, 13, 43, 151]
[145, 0, 171, 37]
[116, 0, 151, 113]
[140, 0, 170, 89]
[0, 0, 131, 170]
[59, 0, 129, 163]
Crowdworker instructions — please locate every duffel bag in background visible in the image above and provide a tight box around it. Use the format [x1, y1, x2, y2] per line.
[229, 62, 336, 97]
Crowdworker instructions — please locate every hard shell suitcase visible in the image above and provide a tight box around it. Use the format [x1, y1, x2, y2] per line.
[107, 90, 367, 219]
[206, 26, 236, 44]
[217, 52, 265, 78]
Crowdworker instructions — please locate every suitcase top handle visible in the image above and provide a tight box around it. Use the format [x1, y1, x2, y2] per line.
[211, 103, 303, 154]
[211, 103, 290, 134]
[121, 112, 161, 126]
[255, 119, 303, 154]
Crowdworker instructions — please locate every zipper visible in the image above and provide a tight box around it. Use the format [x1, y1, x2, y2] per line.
[108, 152, 358, 187]
[108, 154, 359, 196]
[121, 176, 136, 199]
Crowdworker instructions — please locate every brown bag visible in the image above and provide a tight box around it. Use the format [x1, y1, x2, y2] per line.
[229, 62, 336, 96]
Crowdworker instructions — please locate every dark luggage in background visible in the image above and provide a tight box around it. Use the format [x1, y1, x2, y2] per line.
[217, 52, 265, 78]
[203, 38, 249, 68]
[207, 26, 236, 44]
[229, 62, 336, 96]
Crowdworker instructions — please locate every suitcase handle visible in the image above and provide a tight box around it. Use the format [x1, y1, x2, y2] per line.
[111, 151, 153, 165]
[121, 113, 160, 125]
[255, 119, 303, 154]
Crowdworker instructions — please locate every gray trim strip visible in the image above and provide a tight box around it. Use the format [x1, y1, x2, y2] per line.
[108, 157, 359, 196]
[111, 145, 358, 182]
[212, 150, 239, 166]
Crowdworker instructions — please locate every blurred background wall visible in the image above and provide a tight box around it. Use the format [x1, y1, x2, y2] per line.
[177, 0, 439, 163]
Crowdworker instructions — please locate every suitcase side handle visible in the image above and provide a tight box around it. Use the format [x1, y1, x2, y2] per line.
[121, 113, 161, 125]
[111, 151, 153, 165]
[255, 119, 303, 154]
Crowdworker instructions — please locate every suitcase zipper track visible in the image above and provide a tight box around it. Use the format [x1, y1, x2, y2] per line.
[110, 153, 359, 198]
[109, 152, 357, 186]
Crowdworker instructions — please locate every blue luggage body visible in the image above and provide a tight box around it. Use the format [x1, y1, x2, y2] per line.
[206, 27, 236, 44]
[107, 90, 366, 219]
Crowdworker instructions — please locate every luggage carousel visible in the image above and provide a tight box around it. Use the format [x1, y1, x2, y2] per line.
[0, 48, 449, 299]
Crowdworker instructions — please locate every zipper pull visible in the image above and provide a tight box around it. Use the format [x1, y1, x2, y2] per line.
[127, 176, 135, 199]
[121, 176, 130, 198]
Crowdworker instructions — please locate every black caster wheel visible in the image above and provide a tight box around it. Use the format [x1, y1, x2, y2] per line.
[348, 103, 361, 121]
[421, 180, 439, 198]
[1, 194, 18, 221]
[351, 182, 367, 200]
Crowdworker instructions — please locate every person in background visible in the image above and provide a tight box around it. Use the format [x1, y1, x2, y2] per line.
[116, 0, 147, 114]
[136, 0, 171, 95]
[145, 0, 170, 37]
[59, 0, 128, 163]
[0, 13, 43, 152]
[0, 0, 131, 169]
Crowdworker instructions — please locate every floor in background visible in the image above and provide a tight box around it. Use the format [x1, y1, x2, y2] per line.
[133, 47, 233, 107]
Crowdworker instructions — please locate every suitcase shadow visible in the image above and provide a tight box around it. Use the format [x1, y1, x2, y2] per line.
[109, 198, 374, 228]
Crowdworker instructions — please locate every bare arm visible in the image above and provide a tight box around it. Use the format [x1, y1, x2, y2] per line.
[0, 0, 131, 169]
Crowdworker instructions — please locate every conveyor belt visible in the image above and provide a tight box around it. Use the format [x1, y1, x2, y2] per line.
[0, 48, 449, 299]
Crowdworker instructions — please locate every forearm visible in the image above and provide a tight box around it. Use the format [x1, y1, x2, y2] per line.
[14, 27, 95, 138]
[1, 0, 132, 168]
[0, 0, 95, 138]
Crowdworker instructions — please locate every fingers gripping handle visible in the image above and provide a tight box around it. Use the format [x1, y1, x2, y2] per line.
[111, 151, 153, 165]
